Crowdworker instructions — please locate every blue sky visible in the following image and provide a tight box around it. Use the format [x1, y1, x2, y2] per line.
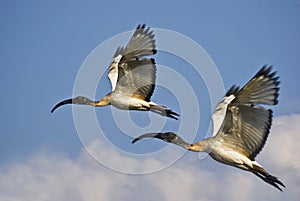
[1, 1, 300, 200]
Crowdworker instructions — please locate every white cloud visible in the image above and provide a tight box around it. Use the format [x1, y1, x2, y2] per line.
[1, 114, 300, 201]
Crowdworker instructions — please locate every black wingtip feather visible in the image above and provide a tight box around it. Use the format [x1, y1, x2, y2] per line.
[273, 89, 280, 105]
[145, 27, 150, 33]
[137, 23, 146, 29]
[255, 65, 272, 77]
[255, 65, 278, 80]
[253, 65, 280, 105]
[150, 58, 156, 64]
[226, 85, 240, 96]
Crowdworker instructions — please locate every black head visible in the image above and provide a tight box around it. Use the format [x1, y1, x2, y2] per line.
[132, 132, 191, 150]
[71, 96, 94, 105]
[132, 132, 184, 144]
[51, 96, 94, 113]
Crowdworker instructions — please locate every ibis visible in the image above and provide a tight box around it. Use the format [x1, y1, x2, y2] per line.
[132, 65, 285, 191]
[51, 24, 179, 120]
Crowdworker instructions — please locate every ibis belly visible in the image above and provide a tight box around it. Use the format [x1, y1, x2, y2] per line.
[111, 96, 149, 110]
[209, 146, 250, 167]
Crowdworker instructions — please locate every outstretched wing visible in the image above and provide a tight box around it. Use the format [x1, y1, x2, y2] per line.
[108, 24, 156, 92]
[107, 24, 157, 100]
[215, 65, 280, 160]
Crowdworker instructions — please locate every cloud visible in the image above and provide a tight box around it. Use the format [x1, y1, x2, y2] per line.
[1, 115, 300, 201]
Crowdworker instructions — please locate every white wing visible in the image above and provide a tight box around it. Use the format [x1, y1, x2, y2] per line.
[108, 47, 124, 91]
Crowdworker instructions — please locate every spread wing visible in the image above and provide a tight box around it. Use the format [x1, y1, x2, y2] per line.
[107, 24, 157, 97]
[214, 65, 280, 160]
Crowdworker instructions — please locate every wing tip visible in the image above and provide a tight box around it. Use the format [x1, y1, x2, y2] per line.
[226, 85, 240, 96]
[150, 58, 156, 64]
[273, 92, 280, 105]
[137, 23, 146, 29]
[250, 64, 280, 105]
[256, 65, 280, 83]
[262, 65, 280, 104]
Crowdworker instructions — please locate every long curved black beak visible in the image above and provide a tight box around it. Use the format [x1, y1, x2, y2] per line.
[132, 133, 161, 144]
[51, 98, 73, 113]
[132, 132, 191, 150]
[132, 132, 180, 144]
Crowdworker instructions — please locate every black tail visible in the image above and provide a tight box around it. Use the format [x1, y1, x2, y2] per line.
[150, 105, 179, 120]
[251, 165, 285, 191]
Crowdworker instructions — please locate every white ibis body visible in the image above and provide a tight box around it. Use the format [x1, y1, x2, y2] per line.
[51, 24, 179, 120]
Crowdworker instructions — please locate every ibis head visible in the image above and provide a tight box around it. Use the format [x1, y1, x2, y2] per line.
[51, 96, 95, 113]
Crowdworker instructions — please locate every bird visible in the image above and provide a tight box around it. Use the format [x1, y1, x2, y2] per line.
[132, 65, 285, 191]
[51, 24, 179, 120]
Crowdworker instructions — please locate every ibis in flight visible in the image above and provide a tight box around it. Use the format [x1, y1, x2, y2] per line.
[132, 65, 285, 191]
[51, 24, 179, 120]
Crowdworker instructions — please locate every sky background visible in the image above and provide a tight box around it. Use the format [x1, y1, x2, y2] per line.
[1, 0, 300, 200]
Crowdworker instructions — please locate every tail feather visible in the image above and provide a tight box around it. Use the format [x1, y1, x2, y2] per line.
[251, 164, 285, 191]
[252, 172, 285, 191]
[150, 105, 179, 120]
